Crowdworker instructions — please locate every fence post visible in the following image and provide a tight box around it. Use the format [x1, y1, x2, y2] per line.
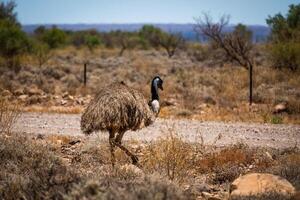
[84, 63, 87, 86]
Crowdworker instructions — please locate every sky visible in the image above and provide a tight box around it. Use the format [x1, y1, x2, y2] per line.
[13, 0, 299, 25]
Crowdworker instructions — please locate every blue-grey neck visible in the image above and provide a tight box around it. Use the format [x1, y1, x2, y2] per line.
[151, 78, 159, 101]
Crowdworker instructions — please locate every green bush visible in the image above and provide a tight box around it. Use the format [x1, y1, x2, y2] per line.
[270, 115, 283, 124]
[267, 3, 300, 71]
[42, 26, 67, 49]
[0, 1, 19, 26]
[0, 19, 30, 69]
[85, 34, 101, 52]
[269, 42, 300, 71]
[32, 41, 52, 67]
[70, 30, 101, 51]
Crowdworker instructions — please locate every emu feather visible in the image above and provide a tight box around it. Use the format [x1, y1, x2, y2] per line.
[80, 76, 163, 166]
[81, 83, 155, 135]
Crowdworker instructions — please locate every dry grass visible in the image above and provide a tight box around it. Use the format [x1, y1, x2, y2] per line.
[0, 98, 20, 134]
[21, 105, 83, 114]
[2, 47, 299, 124]
[141, 133, 196, 182]
[0, 128, 299, 199]
[0, 133, 80, 199]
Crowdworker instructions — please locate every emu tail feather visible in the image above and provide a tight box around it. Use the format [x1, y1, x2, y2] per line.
[80, 116, 93, 135]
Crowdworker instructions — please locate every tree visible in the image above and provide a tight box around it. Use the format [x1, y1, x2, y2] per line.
[0, 0, 29, 70]
[139, 25, 184, 57]
[42, 26, 67, 49]
[114, 31, 139, 56]
[0, 20, 29, 70]
[194, 14, 255, 105]
[0, 0, 18, 25]
[34, 25, 46, 37]
[139, 25, 162, 48]
[266, 3, 300, 71]
[158, 32, 184, 58]
[84, 34, 101, 52]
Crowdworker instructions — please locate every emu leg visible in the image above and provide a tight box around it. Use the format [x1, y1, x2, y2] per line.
[115, 131, 139, 165]
[109, 131, 116, 167]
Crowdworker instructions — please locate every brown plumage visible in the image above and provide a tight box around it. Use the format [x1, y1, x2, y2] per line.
[81, 76, 163, 166]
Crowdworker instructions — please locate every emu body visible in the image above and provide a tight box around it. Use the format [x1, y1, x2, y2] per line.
[81, 76, 163, 166]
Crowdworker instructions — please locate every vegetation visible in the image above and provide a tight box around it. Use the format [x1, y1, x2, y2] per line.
[0, 1, 29, 70]
[267, 3, 300, 71]
[195, 14, 255, 105]
[40, 26, 67, 49]
[0, 129, 299, 199]
[0, 1, 299, 200]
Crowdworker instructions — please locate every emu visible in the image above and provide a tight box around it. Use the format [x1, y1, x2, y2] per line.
[81, 76, 163, 166]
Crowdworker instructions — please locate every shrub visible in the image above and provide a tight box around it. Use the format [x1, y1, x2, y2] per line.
[196, 144, 254, 184]
[0, 19, 30, 69]
[267, 3, 300, 71]
[270, 115, 283, 124]
[42, 26, 67, 49]
[32, 41, 52, 67]
[70, 30, 101, 51]
[66, 175, 187, 200]
[268, 42, 300, 71]
[0, 98, 19, 134]
[270, 153, 300, 189]
[85, 34, 101, 52]
[0, 133, 80, 199]
[142, 132, 195, 182]
[0, 1, 19, 25]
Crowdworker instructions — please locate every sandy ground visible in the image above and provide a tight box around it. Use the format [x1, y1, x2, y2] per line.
[14, 112, 300, 149]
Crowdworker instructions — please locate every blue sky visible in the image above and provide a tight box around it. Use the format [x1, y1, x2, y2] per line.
[14, 0, 299, 25]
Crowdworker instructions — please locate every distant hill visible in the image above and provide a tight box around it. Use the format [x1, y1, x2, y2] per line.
[23, 23, 270, 43]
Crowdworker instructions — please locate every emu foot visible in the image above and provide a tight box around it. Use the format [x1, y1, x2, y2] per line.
[131, 155, 139, 165]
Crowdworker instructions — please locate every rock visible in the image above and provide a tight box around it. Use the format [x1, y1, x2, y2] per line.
[76, 98, 84, 105]
[273, 103, 287, 114]
[62, 92, 69, 98]
[14, 88, 24, 96]
[1, 90, 12, 96]
[27, 87, 43, 96]
[230, 173, 296, 198]
[61, 99, 67, 105]
[67, 95, 74, 101]
[18, 94, 28, 101]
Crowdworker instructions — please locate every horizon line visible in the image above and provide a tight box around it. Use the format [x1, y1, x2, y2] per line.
[22, 22, 269, 27]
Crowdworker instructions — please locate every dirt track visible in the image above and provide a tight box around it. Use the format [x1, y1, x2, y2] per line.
[14, 112, 300, 149]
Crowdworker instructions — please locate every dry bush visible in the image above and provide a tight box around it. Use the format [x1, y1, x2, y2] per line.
[0, 98, 20, 134]
[22, 105, 83, 114]
[230, 192, 294, 200]
[66, 174, 188, 200]
[267, 152, 300, 190]
[141, 132, 197, 182]
[196, 144, 254, 183]
[0, 133, 80, 199]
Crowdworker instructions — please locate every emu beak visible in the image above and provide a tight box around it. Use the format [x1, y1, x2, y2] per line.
[159, 85, 163, 91]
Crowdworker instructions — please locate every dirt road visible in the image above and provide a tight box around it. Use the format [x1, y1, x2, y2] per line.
[14, 112, 300, 149]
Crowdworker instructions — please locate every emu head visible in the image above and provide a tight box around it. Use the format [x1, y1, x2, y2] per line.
[150, 76, 163, 115]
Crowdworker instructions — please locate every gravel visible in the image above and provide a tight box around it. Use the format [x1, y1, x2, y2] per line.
[14, 112, 300, 149]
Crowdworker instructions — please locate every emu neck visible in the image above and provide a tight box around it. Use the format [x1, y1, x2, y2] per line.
[151, 81, 159, 101]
